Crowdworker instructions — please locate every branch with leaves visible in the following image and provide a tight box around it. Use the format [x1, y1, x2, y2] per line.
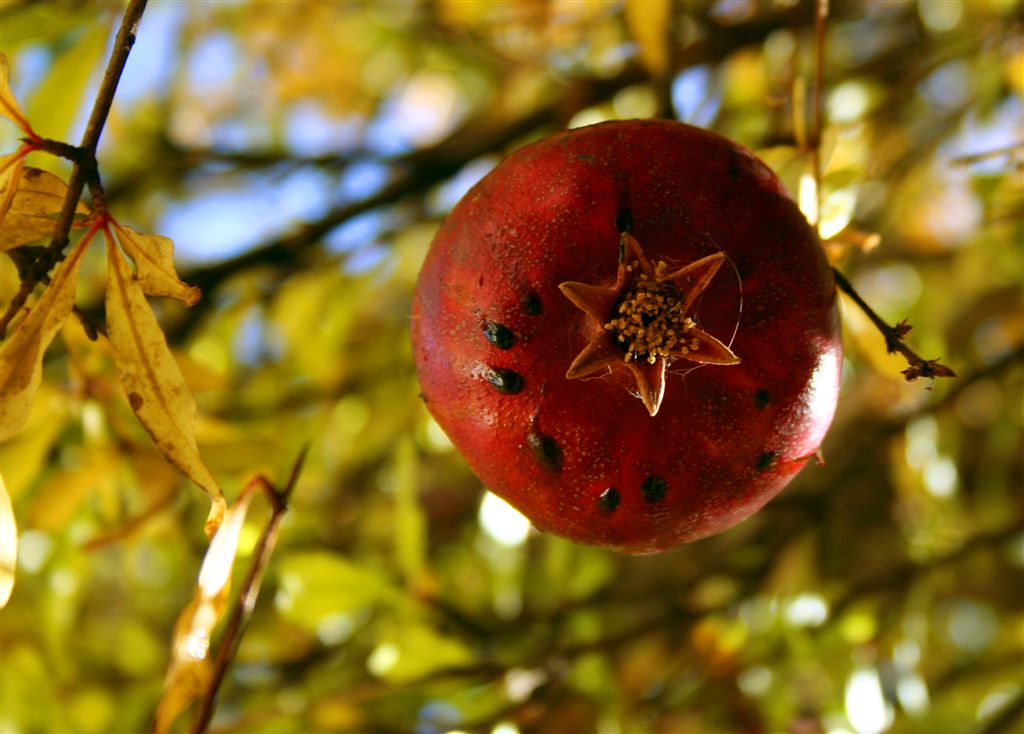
[832, 267, 957, 382]
[0, 0, 224, 614]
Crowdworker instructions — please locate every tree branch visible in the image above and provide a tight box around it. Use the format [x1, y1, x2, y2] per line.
[189, 446, 309, 734]
[833, 266, 956, 381]
[0, 0, 147, 338]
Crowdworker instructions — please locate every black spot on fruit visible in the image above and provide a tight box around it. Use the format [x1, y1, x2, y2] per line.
[598, 487, 621, 513]
[756, 451, 778, 472]
[524, 292, 542, 316]
[641, 475, 667, 503]
[484, 368, 524, 394]
[483, 320, 515, 349]
[527, 430, 563, 472]
[754, 389, 770, 409]
[615, 209, 633, 232]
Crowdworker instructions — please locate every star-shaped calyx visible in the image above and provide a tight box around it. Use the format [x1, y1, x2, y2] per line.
[558, 232, 740, 416]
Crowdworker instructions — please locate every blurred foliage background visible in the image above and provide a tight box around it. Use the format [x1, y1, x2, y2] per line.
[1, 0, 1022, 733]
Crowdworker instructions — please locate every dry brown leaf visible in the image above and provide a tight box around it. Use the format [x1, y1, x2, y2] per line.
[0, 54, 32, 134]
[0, 473, 16, 607]
[104, 234, 225, 532]
[152, 492, 254, 733]
[0, 233, 91, 441]
[624, 0, 671, 77]
[112, 222, 200, 306]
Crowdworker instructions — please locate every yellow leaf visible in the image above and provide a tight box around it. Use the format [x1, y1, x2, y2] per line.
[0, 54, 33, 134]
[0, 211, 60, 251]
[0, 232, 90, 441]
[1, 151, 26, 221]
[153, 492, 254, 733]
[152, 595, 213, 734]
[0, 473, 16, 607]
[112, 222, 200, 306]
[0, 167, 90, 251]
[104, 235, 225, 531]
[5, 167, 72, 215]
[197, 490, 252, 597]
[624, 0, 672, 77]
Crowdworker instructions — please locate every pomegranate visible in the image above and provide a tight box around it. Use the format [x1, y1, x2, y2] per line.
[411, 119, 841, 554]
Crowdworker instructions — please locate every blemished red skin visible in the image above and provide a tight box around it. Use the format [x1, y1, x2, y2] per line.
[411, 119, 842, 554]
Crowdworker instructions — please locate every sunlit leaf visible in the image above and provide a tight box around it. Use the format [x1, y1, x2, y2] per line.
[152, 593, 214, 734]
[112, 222, 200, 306]
[25, 21, 108, 141]
[153, 492, 254, 734]
[623, 0, 671, 77]
[1, 212, 61, 251]
[197, 490, 252, 597]
[0, 53, 33, 134]
[5, 167, 83, 216]
[0, 231, 90, 441]
[0, 473, 16, 607]
[369, 621, 474, 682]
[0, 167, 90, 251]
[275, 551, 401, 631]
[0, 150, 26, 221]
[104, 233, 225, 533]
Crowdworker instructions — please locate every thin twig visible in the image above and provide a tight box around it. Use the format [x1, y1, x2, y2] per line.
[46, 0, 146, 248]
[833, 267, 956, 381]
[0, 0, 147, 338]
[189, 446, 309, 734]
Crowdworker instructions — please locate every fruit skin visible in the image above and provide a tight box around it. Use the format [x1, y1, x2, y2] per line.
[411, 119, 841, 554]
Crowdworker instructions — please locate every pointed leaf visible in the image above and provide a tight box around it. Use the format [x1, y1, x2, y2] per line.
[1, 167, 90, 251]
[1, 212, 60, 251]
[0, 473, 16, 607]
[0, 54, 32, 134]
[104, 235, 225, 527]
[113, 223, 200, 306]
[197, 491, 253, 597]
[1, 151, 26, 221]
[0, 233, 90, 441]
[154, 492, 256, 734]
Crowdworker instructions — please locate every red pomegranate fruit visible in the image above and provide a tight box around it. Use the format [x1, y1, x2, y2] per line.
[411, 119, 841, 554]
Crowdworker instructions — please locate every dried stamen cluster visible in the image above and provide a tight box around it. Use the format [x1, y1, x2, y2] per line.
[605, 261, 701, 364]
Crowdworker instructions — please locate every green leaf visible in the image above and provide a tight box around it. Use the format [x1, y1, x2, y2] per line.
[275, 552, 400, 631]
[369, 621, 474, 683]
[26, 21, 109, 142]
